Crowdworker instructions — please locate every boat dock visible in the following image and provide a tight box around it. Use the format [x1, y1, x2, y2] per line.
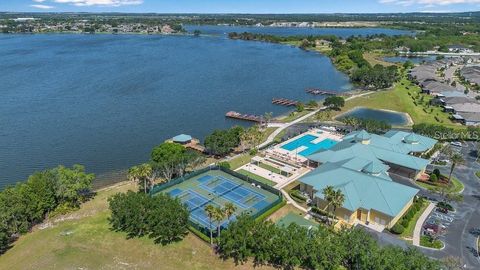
[306, 88, 337, 96]
[225, 111, 263, 123]
[272, 98, 298, 107]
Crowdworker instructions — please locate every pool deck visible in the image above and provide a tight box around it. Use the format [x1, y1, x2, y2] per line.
[273, 128, 343, 162]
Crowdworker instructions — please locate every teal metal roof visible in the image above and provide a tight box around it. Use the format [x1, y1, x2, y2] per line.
[301, 164, 418, 217]
[362, 160, 387, 175]
[172, 134, 192, 143]
[307, 130, 434, 171]
[355, 130, 371, 141]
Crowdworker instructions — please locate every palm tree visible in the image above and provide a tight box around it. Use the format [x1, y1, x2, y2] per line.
[448, 153, 464, 183]
[213, 206, 225, 240]
[204, 205, 216, 246]
[127, 163, 153, 194]
[223, 202, 237, 222]
[322, 186, 335, 225]
[263, 112, 273, 125]
[330, 189, 345, 227]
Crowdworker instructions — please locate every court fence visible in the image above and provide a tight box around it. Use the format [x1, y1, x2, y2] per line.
[149, 165, 285, 239]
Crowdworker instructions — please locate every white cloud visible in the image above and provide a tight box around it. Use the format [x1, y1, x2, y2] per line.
[379, 0, 480, 6]
[30, 4, 55, 9]
[53, 0, 143, 7]
[32, 0, 47, 3]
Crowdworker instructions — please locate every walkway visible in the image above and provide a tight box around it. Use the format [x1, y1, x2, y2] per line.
[280, 189, 309, 213]
[413, 202, 436, 246]
[259, 91, 373, 149]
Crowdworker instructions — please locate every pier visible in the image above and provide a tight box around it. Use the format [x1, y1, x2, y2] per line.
[272, 98, 298, 107]
[225, 111, 263, 123]
[306, 88, 337, 96]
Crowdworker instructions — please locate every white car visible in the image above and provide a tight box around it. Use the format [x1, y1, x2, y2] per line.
[450, 141, 462, 147]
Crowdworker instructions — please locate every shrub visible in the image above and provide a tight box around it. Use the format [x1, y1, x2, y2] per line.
[432, 169, 441, 178]
[430, 174, 438, 183]
[289, 190, 307, 202]
[390, 223, 405, 234]
[218, 161, 231, 170]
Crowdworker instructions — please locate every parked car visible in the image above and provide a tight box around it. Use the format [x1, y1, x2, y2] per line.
[436, 207, 448, 214]
[450, 141, 462, 147]
[424, 223, 445, 234]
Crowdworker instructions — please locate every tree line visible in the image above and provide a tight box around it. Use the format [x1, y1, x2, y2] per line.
[0, 165, 94, 254]
[218, 214, 440, 270]
[204, 125, 265, 157]
[341, 116, 392, 134]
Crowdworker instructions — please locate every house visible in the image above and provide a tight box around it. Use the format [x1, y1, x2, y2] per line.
[460, 66, 480, 86]
[419, 80, 456, 95]
[448, 45, 474, 54]
[456, 112, 480, 126]
[299, 130, 436, 229]
[450, 103, 480, 114]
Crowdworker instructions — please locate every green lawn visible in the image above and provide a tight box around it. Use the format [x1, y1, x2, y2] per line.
[258, 162, 283, 174]
[228, 153, 253, 170]
[420, 236, 444, 249]
[277, 110, 311, 123]
[476, 171, 480, 179]
[0, 182, 273, 270]
[363, 52, 397, 67]
[400, 202, 428, 238]
[331, 75, 462, 129]
[237, 169, 276, 186]
[416, 177, 464, 194]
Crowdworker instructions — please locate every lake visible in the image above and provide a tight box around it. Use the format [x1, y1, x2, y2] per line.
[0, 26, 409, 188]
[337, 107, 410, 126]
[184, 25, 414, 38]
[383, 56, 437, 64]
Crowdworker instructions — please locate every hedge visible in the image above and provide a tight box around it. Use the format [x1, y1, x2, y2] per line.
[289, 190, 307, 203]
[390, 223, 405, 235]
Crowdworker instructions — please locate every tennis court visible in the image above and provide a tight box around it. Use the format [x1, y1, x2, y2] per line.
[160, 169, 280, 231]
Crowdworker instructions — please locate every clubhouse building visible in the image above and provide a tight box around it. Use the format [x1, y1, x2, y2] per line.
[299, 130, 437, 230]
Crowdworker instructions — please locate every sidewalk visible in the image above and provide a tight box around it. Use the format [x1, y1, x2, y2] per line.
[413, 202, 436, 246]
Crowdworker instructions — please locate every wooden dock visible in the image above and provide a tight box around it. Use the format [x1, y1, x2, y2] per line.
[306, 88, 337, 96]
[272, 98, 298, 107]
[225, 111, 263, 123]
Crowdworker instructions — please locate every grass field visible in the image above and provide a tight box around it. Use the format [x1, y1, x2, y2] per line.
[228, 153, 253, 170]
[258, 162, 283, 175]
[237, 169, 276, 186]
[330, 75, 461, 128]
[0, 182, 273, 270]
[363, 52, 397, 67]
[277, 110, 311, 123]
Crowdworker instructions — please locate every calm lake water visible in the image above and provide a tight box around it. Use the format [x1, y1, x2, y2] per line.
[0, 27, 410, 188]
[337, 107, 409, 126]
[185, 25, 414, 38]
[383, 56, 437, 64]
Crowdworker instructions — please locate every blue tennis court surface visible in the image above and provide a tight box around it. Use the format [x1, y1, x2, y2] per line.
[281, 134, 338, 156]
[160, 170, 280, 231]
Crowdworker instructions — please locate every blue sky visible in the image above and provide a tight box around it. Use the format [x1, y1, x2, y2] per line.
[2, 0, 480, 13]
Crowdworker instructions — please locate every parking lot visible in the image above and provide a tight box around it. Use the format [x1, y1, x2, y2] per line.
[419, 141, 480, 269]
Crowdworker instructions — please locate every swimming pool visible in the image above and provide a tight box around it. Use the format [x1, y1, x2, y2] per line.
[281, 134, 338, 157]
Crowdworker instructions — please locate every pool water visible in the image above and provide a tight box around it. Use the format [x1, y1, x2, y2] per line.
[281, 134, 338, 157]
